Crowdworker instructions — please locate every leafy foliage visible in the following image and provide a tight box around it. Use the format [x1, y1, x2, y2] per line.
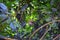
[0, 0, 60, 40]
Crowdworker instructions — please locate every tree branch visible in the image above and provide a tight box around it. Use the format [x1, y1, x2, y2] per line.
[0, 35, 18, 40]
[53, 34, 60, 40]
[29, 20, 60, 40]
[39, 27, 51, 40]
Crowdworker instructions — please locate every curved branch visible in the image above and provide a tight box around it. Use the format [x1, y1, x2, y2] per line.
[29, 20, 60, 40]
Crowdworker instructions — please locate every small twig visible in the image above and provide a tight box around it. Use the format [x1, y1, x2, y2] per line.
[29, 20, 60, 40]
[53, 34, 60, 40]
[39, 27, 51, 40]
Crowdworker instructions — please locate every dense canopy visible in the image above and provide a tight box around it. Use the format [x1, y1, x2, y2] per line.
[0, 0, 60, 40]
